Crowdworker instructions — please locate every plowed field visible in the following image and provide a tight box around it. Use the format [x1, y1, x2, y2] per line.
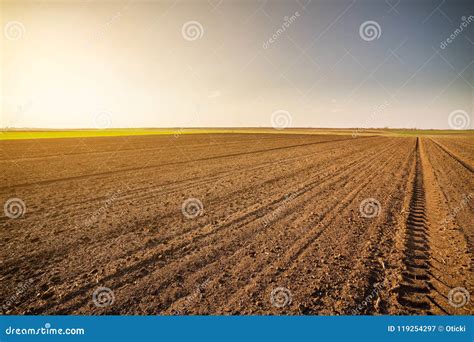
[1, 133, 472, 315]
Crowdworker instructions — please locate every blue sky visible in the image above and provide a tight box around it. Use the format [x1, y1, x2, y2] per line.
[1, 0, 472, 129]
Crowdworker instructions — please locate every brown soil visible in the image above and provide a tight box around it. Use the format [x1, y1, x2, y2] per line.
[0, 133, 472, 315]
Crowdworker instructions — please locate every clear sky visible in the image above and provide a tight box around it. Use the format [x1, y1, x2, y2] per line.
[1, 0, 472, 129]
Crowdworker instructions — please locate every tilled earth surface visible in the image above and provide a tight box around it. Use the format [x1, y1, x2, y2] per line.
[0, 133, 472, 315]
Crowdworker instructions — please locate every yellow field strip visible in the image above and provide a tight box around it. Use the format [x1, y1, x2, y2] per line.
[0, 128, 471, 140]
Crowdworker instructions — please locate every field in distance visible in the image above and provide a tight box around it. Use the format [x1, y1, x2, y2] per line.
[0, 131, 472, 315]
[1, 127, 472, 140]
